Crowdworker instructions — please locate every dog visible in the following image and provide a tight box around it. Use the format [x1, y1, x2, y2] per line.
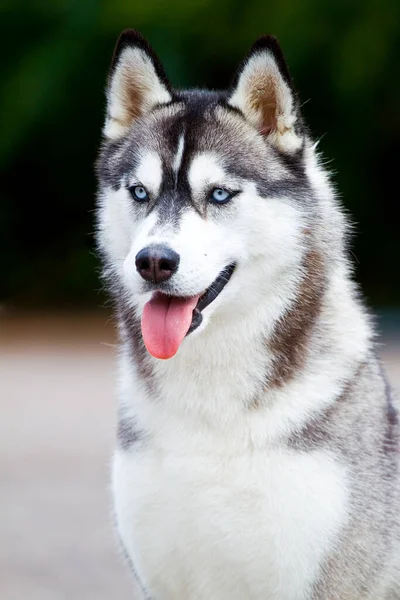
[96, 30, 400, 599]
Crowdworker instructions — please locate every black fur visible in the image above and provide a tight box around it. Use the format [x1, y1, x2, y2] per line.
[249, 36, 293, 89]
[109, 29, 173, 96]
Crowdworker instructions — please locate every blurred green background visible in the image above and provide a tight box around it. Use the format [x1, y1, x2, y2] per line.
[1, 0, 399, 309]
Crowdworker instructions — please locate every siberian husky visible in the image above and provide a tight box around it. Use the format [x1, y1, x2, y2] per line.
[96, 30, 400, 599]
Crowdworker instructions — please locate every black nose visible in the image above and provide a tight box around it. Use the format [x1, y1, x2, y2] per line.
[135, 245, 180, 283]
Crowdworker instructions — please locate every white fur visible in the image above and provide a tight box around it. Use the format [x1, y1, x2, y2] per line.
[188, 152, 230, 196]
[113, 446, 348, 600]
[97, 186, 134, 267]
[173, 134, 185, 173]
[113, 272, 368, 598]
[135, 151, 163, 197]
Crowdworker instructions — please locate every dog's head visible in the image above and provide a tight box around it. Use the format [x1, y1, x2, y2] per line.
[97, 31, 320, 359]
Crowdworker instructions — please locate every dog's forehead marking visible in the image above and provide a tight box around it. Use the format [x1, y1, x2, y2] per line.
[173, 133, 185, 174]
[135, 151, 163, 196]
[188, 153, 227, 194]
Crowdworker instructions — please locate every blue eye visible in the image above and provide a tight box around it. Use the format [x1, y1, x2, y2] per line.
[129, 185, 149, 202]
[210, 188, 232, 204]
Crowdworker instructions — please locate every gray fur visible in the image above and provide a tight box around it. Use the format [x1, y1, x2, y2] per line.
[288, 358, 400, 598]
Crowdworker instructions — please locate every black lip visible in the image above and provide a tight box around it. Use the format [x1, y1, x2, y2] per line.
[186, 262, 236, 335]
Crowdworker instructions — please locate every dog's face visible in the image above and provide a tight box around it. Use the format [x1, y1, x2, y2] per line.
[97, 32, 313, 359]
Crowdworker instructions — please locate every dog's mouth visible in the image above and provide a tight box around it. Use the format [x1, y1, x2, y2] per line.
[141, 263, 236, 360]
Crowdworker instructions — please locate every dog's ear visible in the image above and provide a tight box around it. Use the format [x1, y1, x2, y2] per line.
[228, 36, 303, 153]
[103, 30, 172, 140]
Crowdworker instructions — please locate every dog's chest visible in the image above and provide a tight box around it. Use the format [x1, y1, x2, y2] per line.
[113, 437, 348, 600]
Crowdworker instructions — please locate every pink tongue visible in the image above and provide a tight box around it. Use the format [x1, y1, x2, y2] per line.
[141, 293, 200, 359]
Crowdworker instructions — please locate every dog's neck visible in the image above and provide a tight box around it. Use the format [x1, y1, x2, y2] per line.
[117, 254, 372, 445]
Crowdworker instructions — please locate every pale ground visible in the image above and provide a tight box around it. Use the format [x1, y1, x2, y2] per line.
[1, 312, 399, 600]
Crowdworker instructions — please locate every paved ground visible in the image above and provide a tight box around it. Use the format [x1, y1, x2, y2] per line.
[1, 312, 399, 600]
[0, 314, 135, 599]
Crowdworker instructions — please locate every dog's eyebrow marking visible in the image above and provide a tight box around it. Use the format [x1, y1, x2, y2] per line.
[188, 152, 227, 196]
[136, 151, 163, 196]
[173, 133, 185, 174]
